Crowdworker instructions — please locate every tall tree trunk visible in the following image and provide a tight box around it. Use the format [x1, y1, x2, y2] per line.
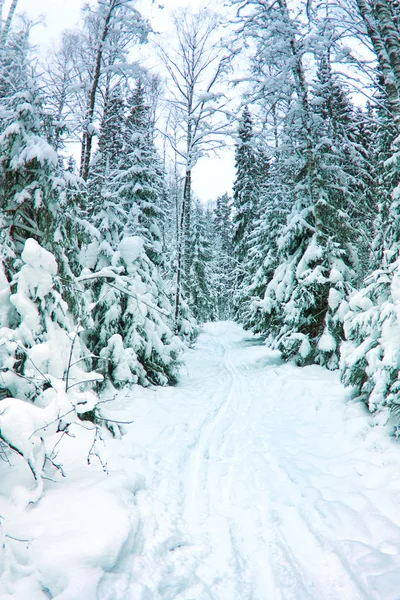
[174, 170, 191, 325]
[1, 0, 18, 45]
[356, 0, 400, 123]
[373, 0, 400, 98]
[80, 0, 116, 181]
[183, 169, 192, 288]
[277, 0, 320, 235]
[0, 0, 5, 39]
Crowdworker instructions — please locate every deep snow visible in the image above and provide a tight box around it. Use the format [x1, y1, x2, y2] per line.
[2, 321, 400, 598]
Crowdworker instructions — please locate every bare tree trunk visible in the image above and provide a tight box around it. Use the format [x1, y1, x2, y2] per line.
[277, 0, 320, 234]
[373, 1, 400, 97]
[174, 246, 183, 325]
[272, 102, 279, 150]
[356, 0, 400, 122]
[79, 0, 116, 181]
[174, 170, 191, 324]
[0, 0, 5, 39]
[183, 169, 192, 285]
[174, 151, 180, 244]
[1, 0, 18, 45]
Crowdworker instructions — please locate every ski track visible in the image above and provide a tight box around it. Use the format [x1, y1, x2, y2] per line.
[5, 321, 400, 599]
[96, 321, 400, 599]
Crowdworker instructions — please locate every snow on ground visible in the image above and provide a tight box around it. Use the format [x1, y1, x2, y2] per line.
[2, 321, 400, 598]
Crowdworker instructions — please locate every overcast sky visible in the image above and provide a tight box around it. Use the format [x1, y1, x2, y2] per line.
[6, 0, 235, 203]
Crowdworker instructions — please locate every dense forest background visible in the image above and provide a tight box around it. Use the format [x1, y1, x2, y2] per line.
[1, 0, 400, 484]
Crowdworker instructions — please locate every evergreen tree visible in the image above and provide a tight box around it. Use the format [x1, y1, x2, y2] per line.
[232, 107, 260, 260]
[213, 193, 235, 320]
[0, 239, 98, 403]
[189, 201, 216, 323]
[240, 160, 290, 332]
[340, 93, 400, 415]
[232, 107, 271, 321]
[88, 86, 126, 248]
[0, 239, 102, 498]
[0, 81, 89, 321]
[250, 46, 360, 368]
[84, 79, 183, 387]
[0, 20, 29, 101]
[119, 79, 166, 265]
[91, 237, 182, 387]
[338, 2, 400, 417]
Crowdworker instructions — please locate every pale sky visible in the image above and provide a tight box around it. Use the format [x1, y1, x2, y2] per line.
[6, 0, 236, 203]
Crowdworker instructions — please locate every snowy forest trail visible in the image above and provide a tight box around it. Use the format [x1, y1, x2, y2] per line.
[4, 322, 400, 600]
[98, 321, 400, 600]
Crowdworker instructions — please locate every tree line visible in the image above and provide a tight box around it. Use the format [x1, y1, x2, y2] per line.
[1, 0, 400, 491]
[0, 0, 235, 489]
[230, 0, 400, 423]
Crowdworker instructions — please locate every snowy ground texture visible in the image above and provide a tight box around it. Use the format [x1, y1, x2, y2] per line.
[2, 322, 400, 599]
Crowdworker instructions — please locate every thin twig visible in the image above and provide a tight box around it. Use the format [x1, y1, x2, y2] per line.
[14, 342, 52, 387]
[95, 416, 134, 424]
[29, 408, 75, 439]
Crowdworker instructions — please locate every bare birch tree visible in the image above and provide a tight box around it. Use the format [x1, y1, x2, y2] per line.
[159, 7, 230, 326]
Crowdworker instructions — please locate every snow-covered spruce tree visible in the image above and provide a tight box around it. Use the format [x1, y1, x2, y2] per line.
[88, 86, 126, 247]
[0, 23, 107, 490]
[0, 70, 97, 389]
[0, 82, 89, 319]
[232, 107, 270, 320]
[82, 237, 182, 388]
[363, 85, 400, 271]
[0, 238, 99, 405]
[119, 79, 166, 265]
[120, 76, 177, 315]
[242, 5, 359, 368]
[0, 239, 101, 501]
[84, 79, 182, 387]
[339, 1, 400, 417]
[240, 159, 290, 333]
[189, 201, 217, 323]
[229, 0, 305, 331]
[213, 193, 235, 320]
[232, 106, 261, 262]
[0, 15, 30, 101]
[351, 102, 386, 280]
[312, 56, 376, 286]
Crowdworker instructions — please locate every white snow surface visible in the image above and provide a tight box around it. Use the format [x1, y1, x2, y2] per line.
[2, 322, 400, 598]
[119, 236, 144, 265]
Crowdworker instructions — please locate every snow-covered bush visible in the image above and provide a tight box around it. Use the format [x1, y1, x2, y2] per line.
[81, 236, 183, 388]
[0, 239, 102, 500]
[0, 239, 99, 399]
[254, 236, 354, 369]
[340, 259, 400, 415]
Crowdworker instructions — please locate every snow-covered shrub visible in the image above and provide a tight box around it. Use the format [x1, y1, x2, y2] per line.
[81, 236, 183, 388]
[255, 236, 354, 369]
[173, 294, 199, 345]
[0, 239, 99, 399]
[340, 259, 400, 415]
[0, 239, 102, 500]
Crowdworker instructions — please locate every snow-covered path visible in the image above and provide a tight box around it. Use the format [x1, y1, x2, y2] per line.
[99, 321, 400, 599]
[3, 321, 400, 599]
